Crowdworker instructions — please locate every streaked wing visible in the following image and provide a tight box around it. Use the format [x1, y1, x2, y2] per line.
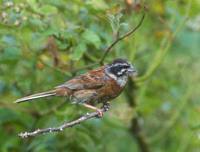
[56, 67, 105, 90]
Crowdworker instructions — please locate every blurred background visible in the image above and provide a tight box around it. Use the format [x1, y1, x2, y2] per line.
[0, 0, 200, 152]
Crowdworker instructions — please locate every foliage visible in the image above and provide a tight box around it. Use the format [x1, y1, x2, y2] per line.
[0, 0, 200, 152]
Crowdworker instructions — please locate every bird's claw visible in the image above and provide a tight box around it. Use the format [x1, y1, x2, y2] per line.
[96, 109, 103, 118]
[96, 102, 110, 118]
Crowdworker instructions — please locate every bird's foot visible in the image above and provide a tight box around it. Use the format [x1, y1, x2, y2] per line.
[96, 102, 110, 118]
[96, 109, 103, 118]
[82, 103, 104, 118]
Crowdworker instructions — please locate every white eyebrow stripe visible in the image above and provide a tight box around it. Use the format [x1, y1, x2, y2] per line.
[117, 69, 127, 75]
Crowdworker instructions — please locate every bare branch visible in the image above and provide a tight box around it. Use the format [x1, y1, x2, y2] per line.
[18, 104, 110, 138]
[99, 13, 145, 65]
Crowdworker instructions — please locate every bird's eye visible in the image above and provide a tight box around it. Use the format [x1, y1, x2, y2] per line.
[121, 65, 130, 69]
[116, 67, 128, 76]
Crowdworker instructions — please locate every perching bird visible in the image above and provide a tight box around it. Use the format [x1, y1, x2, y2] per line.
[15, 58, 137, 116]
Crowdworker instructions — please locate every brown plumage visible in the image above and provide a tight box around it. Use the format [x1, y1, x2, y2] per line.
[15, 59, 137, 116]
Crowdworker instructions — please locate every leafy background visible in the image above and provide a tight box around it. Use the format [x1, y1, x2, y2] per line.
[0, 0, 200, 152]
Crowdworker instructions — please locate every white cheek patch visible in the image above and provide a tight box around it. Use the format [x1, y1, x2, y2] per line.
[107, 72, 117, 80]
[117, 69, 126, 76]
[117, 75, 128, 87]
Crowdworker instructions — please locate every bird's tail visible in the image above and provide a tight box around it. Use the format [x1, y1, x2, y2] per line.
[14, 90, 57, 103]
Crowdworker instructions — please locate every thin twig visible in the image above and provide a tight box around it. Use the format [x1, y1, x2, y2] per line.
[18, 104, 110, 138]
[99, 13, 145, 65]
[35, 13, 145, 74]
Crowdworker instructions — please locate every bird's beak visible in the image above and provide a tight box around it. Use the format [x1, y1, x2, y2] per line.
[128, 65, 138, 77]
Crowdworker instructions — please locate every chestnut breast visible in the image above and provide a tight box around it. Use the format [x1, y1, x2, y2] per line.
[96, 74, 125, 102]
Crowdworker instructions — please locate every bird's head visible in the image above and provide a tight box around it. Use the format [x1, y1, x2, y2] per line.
[106, 58, 137, 79]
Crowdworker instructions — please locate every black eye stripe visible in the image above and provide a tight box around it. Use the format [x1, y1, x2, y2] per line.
[108, 66, 129, 77]
[119, 65, 130, 70]
[122, 65, 130, 68]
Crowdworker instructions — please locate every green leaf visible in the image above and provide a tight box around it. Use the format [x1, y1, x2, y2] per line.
[86, 0, 108, 10]
[42, 28, 59, 37]
[39, 5, 58, 15]
[70, 43, 87, 61]
[0, 108, 18, 125]
[82, 29, 101, 48]
[1, 35, 18, 46]
[56, 40, 69, 50]
[27, 0, 38, 12]
[0, 47, 21, 63]
[28, 17, 45, 29]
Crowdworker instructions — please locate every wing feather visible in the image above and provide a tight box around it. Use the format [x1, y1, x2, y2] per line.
[56, 68, 105, 90]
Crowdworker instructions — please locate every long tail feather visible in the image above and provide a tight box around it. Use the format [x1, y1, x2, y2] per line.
[14, 90, 57, 103]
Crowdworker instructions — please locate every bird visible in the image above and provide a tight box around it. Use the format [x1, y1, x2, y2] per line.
[15, 58, 137, 117]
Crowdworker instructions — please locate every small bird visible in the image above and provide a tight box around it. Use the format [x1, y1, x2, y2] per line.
[15, 58, 137, 116]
